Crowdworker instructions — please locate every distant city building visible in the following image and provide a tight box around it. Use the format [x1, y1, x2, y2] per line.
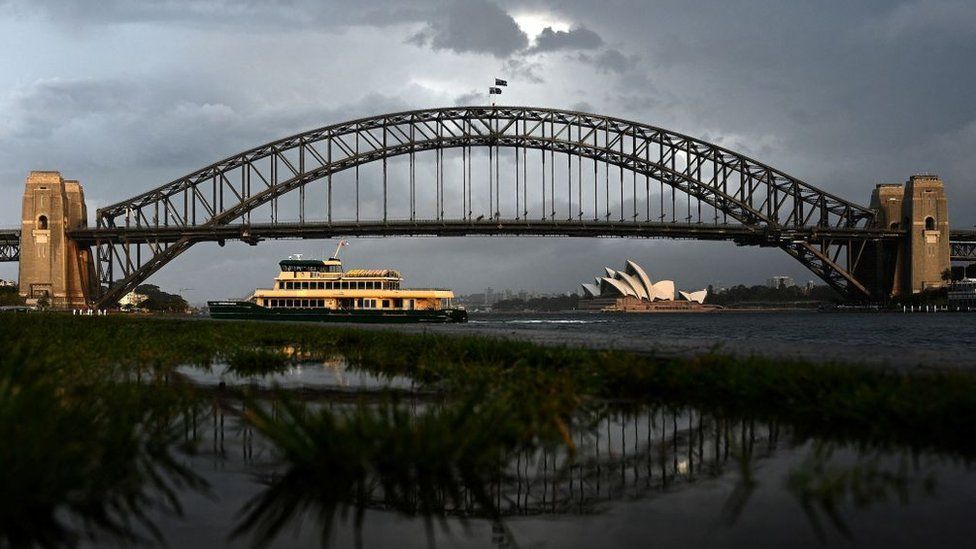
[767, 276, 795, 289]
[0, 279, 16, 288]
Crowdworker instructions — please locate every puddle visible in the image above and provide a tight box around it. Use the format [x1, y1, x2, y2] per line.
[176, 356, 416, 392]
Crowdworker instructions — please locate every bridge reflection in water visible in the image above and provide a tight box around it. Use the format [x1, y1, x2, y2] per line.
[203, 400, 776, 515]
[174, 391, 938, 549]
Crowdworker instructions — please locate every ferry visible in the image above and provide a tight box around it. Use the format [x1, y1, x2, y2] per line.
[208, 242, 467, 323]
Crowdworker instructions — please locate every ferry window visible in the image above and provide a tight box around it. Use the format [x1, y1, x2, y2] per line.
[356, 298, 363, 308]
[383, 300, 390, 308]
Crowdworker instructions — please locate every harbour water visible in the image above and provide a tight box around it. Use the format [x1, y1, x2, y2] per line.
[394, 311, 976, 370]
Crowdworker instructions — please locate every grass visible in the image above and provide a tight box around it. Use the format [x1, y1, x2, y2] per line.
[0, 343, 206, 548]
[2, 313, 976, 455]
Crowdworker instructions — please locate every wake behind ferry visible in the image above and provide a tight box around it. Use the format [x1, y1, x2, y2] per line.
[208, 242, 467, 323]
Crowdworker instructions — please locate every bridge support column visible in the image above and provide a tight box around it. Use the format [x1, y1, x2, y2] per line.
[862, 175, 950, 299]
[18, 171, 97, 308]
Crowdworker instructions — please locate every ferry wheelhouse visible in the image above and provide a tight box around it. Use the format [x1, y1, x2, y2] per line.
[208, 243, 466, 323]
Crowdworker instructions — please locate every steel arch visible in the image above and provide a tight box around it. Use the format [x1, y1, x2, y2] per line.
[90, 106, 881, 307]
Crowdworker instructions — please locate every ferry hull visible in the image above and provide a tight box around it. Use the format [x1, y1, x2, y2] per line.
[207, 301, 467, 323]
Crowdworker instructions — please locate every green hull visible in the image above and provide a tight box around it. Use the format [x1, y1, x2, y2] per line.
[207, 301, 467, 323]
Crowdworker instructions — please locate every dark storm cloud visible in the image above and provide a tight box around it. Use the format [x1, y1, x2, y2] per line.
[577, 48, 638, 74]
[0, 0, 430, 28]
[500, 58, 545, 84]
[0, 75, 412, 212]
[408, 0, 528, 58]
[529, 25, 603, 52]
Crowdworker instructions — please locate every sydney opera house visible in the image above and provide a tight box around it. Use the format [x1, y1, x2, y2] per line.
[580, 260, 715, 312]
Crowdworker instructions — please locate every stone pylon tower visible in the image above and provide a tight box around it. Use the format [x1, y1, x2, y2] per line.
[902, 175, 950, 292]
[18, 171, 97, 308]
[864, 175, 950, 298]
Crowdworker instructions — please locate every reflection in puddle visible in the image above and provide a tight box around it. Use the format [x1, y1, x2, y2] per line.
[176, 356, 415, 392]
[161, 399, 958, 548]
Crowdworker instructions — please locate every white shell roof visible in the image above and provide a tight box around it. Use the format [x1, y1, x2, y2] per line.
[616, 271, 648, 300]
[679, 289, 708, 304]
[580, 259, 698, 304]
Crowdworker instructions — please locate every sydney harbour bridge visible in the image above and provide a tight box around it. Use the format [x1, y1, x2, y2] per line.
[1, 106, 974, 308]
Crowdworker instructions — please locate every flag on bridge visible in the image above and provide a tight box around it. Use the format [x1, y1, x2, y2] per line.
[495, 78, 508, 86]
[489, 87, 503, 94]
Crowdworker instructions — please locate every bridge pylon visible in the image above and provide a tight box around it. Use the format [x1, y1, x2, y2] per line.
[859, 175, 951, 299]
[18, 171, 97, 308]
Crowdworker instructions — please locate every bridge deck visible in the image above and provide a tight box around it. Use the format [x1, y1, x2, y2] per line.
[68, 219, 902, 246]
[3, 224, 972, 263]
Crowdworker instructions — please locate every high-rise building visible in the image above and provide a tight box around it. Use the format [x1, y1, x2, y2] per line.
[767, 276, 795, 289]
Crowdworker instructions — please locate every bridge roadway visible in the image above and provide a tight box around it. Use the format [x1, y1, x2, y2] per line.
[65, 219, 901, 246]
[1, 223, 974, 262]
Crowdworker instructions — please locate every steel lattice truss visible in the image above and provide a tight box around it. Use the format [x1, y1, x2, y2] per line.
[0, 230, 19, 262]
[950, 230, 976, 261]
[84, 106, 893, 307]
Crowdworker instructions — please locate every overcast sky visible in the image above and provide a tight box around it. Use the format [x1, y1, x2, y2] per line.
[1, 0, 974, 300]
